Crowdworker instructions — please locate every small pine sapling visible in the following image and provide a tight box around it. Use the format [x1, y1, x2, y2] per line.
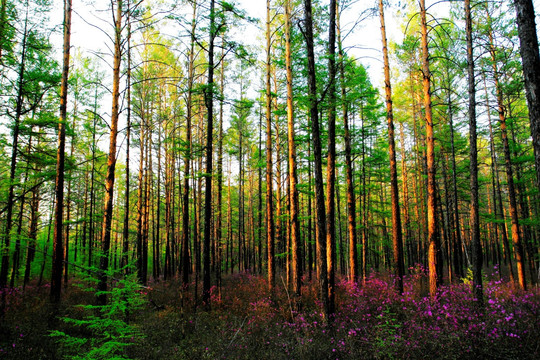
[50, 267, 145, 360]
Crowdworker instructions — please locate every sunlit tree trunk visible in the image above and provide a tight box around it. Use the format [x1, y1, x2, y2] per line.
[420, 0, 440, 298]
[486, 12, 526, 290]
[325, 0, 337, 314]
[285, 0, 301, 302]
[97, 0, 122, 305]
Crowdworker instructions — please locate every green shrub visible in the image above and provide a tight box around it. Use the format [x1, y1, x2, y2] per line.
[50, 269, 145, 360]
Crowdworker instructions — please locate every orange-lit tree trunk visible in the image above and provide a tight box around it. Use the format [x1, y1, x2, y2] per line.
[265, 0, 276, 294]
[285, 0, 301, 301]
[337, 10, 357, 281]
[379, 0, 404, 294]
[325, 0, 337, 315]
[97, 0, 122, 305]
[420, 0, 440, 298]
[485, 11, 525, 290]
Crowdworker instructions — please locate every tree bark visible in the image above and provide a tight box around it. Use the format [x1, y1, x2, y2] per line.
[304, 0, 329, 319]
[182, 0, 197, 288]
[285, 0, 301, 302]
[97, 0, 122, 305]
[513, 0, 540, 195]
[50, 0, 71, 304]
[465, 0, 483, 305]
[420, 0, 440, 298]
[379, 0, 404, 294]
[325, 0, 337, 314]
[202, 0, 216, 306]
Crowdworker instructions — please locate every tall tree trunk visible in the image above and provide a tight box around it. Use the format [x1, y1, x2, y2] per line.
[304, 0, 329, 319]
[513, 0, 540, 194]
[465, 0, 482, 304]
[337, 8, 358, 280]
[182, 0, 197, 287]
[202, 0, 216, 306]
[325, 0, 337, 314]
[1, 9, 29, 315]
[420, 0, 440, 298]
[379, 0, 404, 294]
[285, 0, 301, 302]
[51, 0, 72, 303]
[487, 14, 527, 289]
[97, 0, 122, 305]
[122, 6, 132, 271]
[266, 0, 274, 294]
[217, 46, 225, 283]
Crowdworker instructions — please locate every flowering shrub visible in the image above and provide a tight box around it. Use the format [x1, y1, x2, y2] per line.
[0, 266, 538, 359]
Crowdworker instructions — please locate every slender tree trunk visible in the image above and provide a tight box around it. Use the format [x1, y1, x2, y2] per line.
[379, 0, 404, 294]
[325, 0, 337, 314]
[97, 0, 122, 305]
[122, 8, 132, 271]
[217, 46, 225, 283]
[202, 0, 216, 306]
[399, 122, 412, 269]
[265, 0, 275, 293]
[285, 0, 301, 302]
[23, 180, 40, 289]
[182, 0, 197, 287]
[50, 0, 72, 303]
[420, 0, 440, 298]
[137, 111, 146, 283]
[337, 7, 358, 279]
[487, 15, 527, 290]
[1, 9, 29, 315]
[465, 0, 483, 304]
[304, 0, 329, 319]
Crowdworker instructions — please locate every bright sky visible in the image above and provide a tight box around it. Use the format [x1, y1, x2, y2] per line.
[48, 0, 405, 90]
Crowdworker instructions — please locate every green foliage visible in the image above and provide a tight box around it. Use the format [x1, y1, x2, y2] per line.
[50, 270, 145, 360]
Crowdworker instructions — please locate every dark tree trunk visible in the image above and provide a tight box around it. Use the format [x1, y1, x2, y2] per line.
[304, 0, 329, 319]
[465, 0, 483, 305]
[514, 0, 540, 194]
[379, 0, 404, 294]
[182, 0, 197, 288]
[202, 0, 216, 306]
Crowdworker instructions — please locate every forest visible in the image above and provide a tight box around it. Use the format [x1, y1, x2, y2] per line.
[0, 0, 539, 358]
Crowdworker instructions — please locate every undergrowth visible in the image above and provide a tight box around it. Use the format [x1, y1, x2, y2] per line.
[0, 266, 539, 359]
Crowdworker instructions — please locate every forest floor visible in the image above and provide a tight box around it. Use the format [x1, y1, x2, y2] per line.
[0, 266, 539, 359]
